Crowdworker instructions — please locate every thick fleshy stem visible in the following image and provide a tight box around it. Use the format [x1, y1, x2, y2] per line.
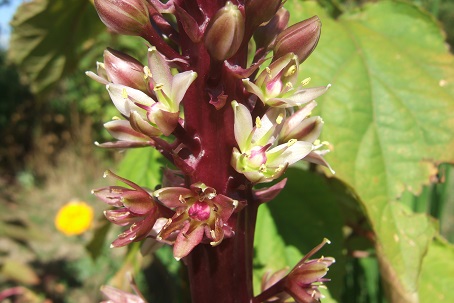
[186, 202, 257, 303]
[174, 1, 257, 301]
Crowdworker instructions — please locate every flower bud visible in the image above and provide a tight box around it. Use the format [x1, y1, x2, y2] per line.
[254, 7, 289, 51]
[246, 0, 282, 28]
[283, 238, 335, 303]
[204, 1, 245, 61]
[103, 48, 148, 92]
[94, 0, 150, 36]
[273, 15, 321, 63]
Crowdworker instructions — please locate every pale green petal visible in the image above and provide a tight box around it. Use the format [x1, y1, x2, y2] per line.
[280, 84, 330, 107]
[232, 101, 253, 152]
[104, 120, 149, 142]
[147, 46, 172, 92]
[267, 141, 313, 167]
[106, 84, 148, 117]
[170, 71, 197, 111]
[242, 78, 266, 102]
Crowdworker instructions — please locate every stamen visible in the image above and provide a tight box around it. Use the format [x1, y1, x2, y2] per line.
[275, 164, 285, 173]
[311, 290, 317, 298]
[287, 139, 297, 146]
[284, 65, 297, 77]
[121, 88, 128, 99]
[143, 66, 152, 79]
[255, 117, 262, 128]
[301, 77, 311, 86]
[154, 83, 164, 91]
[276, 113, 284, 124]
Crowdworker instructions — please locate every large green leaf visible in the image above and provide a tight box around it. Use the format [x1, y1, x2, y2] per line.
[419, 237, 454, 302]
[286, 1, 454, 302]
[117, 147, 165, 189]
[8, 0, 104, 94]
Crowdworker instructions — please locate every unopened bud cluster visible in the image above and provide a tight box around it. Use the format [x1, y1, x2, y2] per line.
[89, 0, 334, 301]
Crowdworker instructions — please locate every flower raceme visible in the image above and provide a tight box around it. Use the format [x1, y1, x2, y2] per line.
[89, 0, 334, 301]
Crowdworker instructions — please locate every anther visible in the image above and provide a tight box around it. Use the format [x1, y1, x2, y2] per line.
[276, 114, 284, 124]
[301, 77, 311, 86]
[255, 117, 262, 128]
[121, 88, 128, 99]
[284, 65, 297, 77]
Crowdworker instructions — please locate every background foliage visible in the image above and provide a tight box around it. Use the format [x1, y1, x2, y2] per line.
[1, 0, 453, 302]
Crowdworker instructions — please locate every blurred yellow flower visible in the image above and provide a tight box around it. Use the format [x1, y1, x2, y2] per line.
[55, 201, 94, 236]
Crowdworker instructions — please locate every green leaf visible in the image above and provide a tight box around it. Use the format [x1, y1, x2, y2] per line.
[117, 147, 165, 189]
[8, 0, 104, 94]
[286, 1, 454, 302]
[1, 259, 40, 285]
[85, 217, 111, 260]
[419, 237, 454, 302]
[254, 168, 344, 302]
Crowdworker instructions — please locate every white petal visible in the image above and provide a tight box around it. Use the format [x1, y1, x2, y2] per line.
[147, 47, 172, 92]
[170, 71, 197, 111]
[267, 141, 313, 167]
[85, 71, 109, 85]
[104, 120, 148, 142]
[252, 107, 284, 146]
[242, 78, 266, 102]
[107, 84, 153, 117]
[232, 101, 253, 152]
[283, 84, 330, 107]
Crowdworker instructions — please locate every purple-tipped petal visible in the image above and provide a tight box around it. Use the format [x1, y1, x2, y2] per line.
[129, 111, 162, 138]
[254, 178, 287, 204]
[104, 120, 150, 142]
[154, 187, 194, 208]
[100, 285, 146, 303]
[173, 223, 204, 260]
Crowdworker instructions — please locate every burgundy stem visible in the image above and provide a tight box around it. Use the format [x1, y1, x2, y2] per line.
[174, 1, 259, 302]
[186, 202, 257, 303]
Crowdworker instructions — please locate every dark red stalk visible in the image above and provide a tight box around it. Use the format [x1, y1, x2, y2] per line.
[175, 1, 258, 302]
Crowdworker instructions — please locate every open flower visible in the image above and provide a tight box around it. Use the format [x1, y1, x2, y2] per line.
[154, 183, 239, 260]
[87, 47, 197, 139]
[92, 170, 171, 248]
[278, 101, 334, 173]
[242, 53, 330, 108]
[231, 101, 313, 183]
[284, 239, 335, 303]
[257, 238, 335, 303]
[55, 200, 94, 236]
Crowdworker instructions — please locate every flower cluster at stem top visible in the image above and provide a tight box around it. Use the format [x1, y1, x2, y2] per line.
[87, 1, 335, 297]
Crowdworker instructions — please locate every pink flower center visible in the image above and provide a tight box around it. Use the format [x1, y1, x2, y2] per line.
[188, 201, 211, 221]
